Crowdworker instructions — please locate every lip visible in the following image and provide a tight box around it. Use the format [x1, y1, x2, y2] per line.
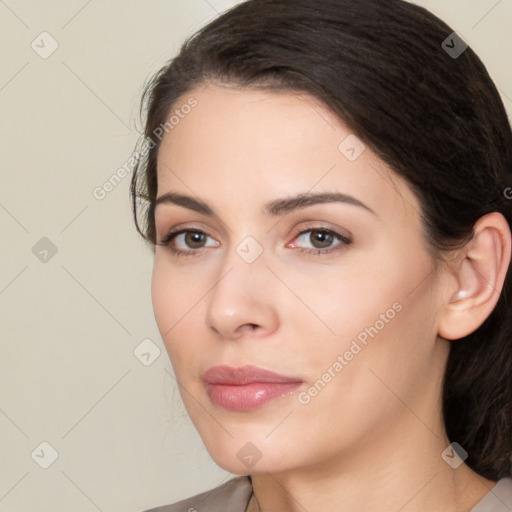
[203, 365, 303, 411]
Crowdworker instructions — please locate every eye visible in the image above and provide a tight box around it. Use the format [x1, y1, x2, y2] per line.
[287, 227, 351, 254]
[157, 226, 351, 257]
[157, 228, 219, 255]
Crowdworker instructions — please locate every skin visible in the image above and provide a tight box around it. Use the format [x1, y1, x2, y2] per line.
[151, 83, 510, 512]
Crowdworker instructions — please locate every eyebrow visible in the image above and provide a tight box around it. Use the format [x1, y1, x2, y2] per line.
[154, 191, 376, 217]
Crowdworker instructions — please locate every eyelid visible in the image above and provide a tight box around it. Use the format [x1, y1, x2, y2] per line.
[288, 221, 352, 244]
[157, 227, 219, 247]
[157, 223, 352, 257]
[156, 220, 219, 244]
[287, 226, 352, 251]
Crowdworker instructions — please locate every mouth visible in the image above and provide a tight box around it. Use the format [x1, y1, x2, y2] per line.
[203, 365, 304, 411]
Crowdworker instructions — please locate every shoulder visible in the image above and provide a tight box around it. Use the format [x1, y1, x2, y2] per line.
[470, 477, 512, 512]
[142, 476, 253, 512]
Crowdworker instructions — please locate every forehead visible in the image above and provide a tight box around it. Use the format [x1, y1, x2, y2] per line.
[158, 84, 346, 167]
[155, 84, 421, 223]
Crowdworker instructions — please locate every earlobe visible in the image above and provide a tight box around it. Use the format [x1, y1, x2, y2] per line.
[438, 212, 512, 341]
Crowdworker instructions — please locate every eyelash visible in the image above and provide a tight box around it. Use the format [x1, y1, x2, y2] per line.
[157, 227, 352, 257]
[157, 228, 212, 258]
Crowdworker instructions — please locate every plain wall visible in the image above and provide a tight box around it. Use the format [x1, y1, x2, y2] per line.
[1, 1, 511, 511]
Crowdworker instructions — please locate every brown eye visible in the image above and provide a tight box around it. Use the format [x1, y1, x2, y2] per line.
[184, 231, 207, 248]
[157, 229, 220, 255]
[309, 230, 334, 249]
[287, 227, 352, 254]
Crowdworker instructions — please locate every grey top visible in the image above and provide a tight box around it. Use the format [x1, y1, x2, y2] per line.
[144, 475, 512, 512]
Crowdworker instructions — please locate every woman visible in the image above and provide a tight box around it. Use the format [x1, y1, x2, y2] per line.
[131, 0, 512, 510]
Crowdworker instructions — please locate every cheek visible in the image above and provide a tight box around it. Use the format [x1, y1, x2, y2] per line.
[151, 256, 196, 348]
[151, 262, 178, 336]
[151, 254, 203, 319]
[151, 255, 212, 375]
[298, 246, 433, 367]
[310, 253, 438, 394]
[284, 262, 401, 343]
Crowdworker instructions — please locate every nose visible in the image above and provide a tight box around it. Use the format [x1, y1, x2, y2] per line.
[205, 257, 280, 340]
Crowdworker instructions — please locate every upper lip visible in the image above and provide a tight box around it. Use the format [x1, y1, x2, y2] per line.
[203, 365, 303, 385]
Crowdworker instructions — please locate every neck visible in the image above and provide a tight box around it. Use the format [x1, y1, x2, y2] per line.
[248, 417, 496, 512]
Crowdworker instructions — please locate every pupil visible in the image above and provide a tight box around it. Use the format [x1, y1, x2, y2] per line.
[186, 232, 205, 248]
[311, 230, 333, 248]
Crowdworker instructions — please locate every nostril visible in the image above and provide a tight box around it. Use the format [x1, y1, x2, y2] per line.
[240, 323, 259, 333]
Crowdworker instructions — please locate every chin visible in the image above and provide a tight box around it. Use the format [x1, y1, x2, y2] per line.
[210, 452, 286, 476]
[201, 433, 290, 475]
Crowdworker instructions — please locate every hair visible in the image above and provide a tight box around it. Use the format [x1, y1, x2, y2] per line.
[130, 0, 512, 480]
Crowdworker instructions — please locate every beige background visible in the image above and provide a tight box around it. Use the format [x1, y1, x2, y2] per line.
[1, 1, 511, 511]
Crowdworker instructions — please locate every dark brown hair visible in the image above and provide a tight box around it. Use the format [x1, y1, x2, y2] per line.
[130, 0, 512, 480]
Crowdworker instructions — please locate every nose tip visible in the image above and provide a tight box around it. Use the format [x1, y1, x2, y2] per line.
[205, 266, 279, 340]
[208, 308, 263, 340]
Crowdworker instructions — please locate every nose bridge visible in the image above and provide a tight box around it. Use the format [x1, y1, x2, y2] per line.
[205, 240, 278, 338]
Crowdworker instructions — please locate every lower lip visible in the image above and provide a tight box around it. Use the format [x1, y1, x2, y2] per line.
[206, 382, 302, 411]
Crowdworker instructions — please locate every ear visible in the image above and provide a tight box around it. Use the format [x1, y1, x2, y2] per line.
[438, 212, 511, 340]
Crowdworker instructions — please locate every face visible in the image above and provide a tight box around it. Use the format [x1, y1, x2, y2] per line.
[152, 83, 449, 476]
